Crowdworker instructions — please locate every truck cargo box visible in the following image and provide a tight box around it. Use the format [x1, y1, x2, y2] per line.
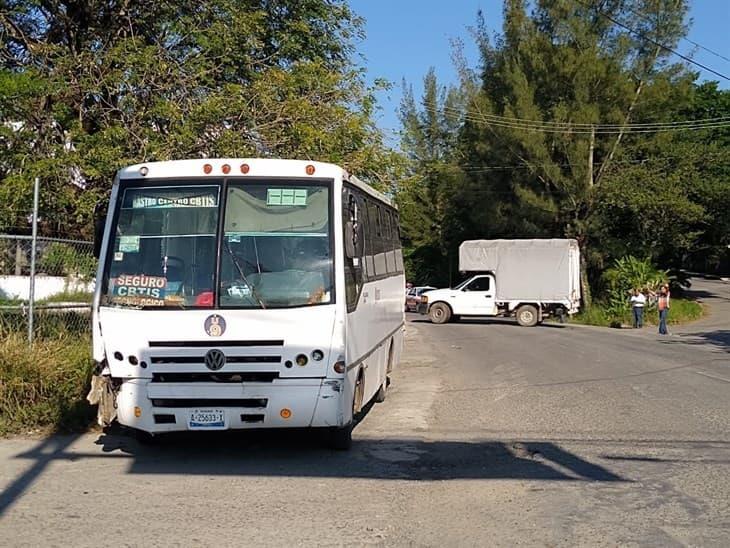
[459, 239, 580, 303]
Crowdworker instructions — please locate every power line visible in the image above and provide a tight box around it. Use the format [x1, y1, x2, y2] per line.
[620, 3, 730, 64]
[439, 103, 730, 129]
[573, 0, 730, 82]
[430, 103, 730, 133]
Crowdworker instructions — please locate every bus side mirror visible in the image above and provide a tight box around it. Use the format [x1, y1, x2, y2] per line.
[345, 221, 362, 259]
[93, 200, 108, 259]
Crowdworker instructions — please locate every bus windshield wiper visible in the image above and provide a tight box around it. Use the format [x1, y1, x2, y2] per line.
[224, 241, 266, 309]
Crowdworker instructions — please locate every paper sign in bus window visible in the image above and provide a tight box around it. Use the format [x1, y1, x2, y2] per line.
[131, 192, 218, 209]
[119, 235, 140, 253]
[267, 188, 308, 206]
[111, 274, 167, 306]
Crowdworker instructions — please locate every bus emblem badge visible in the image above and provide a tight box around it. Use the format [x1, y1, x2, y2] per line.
[204, 349, 226, 371]
[204, 314, 226, 337]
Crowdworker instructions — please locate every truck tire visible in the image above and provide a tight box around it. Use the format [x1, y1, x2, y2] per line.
[429, 303, 452, 324]
[516, 304, 539, 327]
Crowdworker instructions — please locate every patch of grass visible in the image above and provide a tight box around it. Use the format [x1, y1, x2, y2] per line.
[0, 309, 91, 338]
[0, 334, 94, 436]
[39, 290, 94, 304]
[571, 298, 704, 328]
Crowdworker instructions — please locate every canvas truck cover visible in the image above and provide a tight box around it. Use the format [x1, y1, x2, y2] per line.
[459, 239, 581, 302]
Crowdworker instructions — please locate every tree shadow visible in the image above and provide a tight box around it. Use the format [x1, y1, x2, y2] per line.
[661, 330, 730, 353]
[408, 317, 566, 329]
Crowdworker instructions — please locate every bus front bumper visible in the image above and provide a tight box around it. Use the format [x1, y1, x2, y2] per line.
[115, 378, 346, 433]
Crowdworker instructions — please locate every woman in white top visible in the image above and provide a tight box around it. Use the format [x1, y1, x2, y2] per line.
[629, 288, 646, 328]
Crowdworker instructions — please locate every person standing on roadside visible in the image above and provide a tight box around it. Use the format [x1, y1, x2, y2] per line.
[629, 288, 646, 328]
[654, 284, 671, 335]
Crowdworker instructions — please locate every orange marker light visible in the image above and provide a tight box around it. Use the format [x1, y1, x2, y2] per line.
[280, 408, 292, 419]
[134, 406, 142, 418]
[305, 164, 315, 175]
[240, 163, 250, 174]
[222, 164, 231, 174]
[203, 163, 213, 174]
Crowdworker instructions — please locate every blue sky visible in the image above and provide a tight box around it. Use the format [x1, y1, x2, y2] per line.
[351, 0, 730, 140]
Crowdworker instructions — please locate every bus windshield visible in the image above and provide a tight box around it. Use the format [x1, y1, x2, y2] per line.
[220, 182, 332, 308]
[101, 180, 332, 309]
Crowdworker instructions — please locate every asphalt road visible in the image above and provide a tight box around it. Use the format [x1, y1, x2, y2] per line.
[1, 278, 728, 546]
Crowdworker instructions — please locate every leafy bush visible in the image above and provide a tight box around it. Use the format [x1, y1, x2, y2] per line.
[572, 298, 703, 327]
[603, 256, 667, 320]
[0, 334, 94, 435]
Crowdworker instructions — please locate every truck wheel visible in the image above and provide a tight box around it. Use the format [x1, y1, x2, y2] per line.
[429, 303, 452, 324]
[516, 305, 539, 327]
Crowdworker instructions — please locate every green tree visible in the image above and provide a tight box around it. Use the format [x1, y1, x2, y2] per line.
[463, 0, 694, 303]
[397, 68, 466, 285]
[0, 1, 397, 238]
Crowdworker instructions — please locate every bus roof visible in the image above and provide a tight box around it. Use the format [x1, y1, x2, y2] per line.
[117, 158, 394, 208]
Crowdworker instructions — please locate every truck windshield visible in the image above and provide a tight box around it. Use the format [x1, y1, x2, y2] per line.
[101, 184, 221, 308]
[219, 182, 332, 308]
[100, 180, 333, 309]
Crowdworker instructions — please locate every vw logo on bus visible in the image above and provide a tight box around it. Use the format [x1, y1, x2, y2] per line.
[204, 349, 226, 371]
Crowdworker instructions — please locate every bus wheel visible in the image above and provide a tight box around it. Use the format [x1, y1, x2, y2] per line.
[353, 370, 365, 414]
[328, 423, 353, 450]
[133, 428, 161, 446]
[375, 377, 388, 403]
[429, 303, 451, 324]
[327, 371, 361, 450]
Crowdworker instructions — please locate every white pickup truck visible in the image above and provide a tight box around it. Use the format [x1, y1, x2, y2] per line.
[418, 239, 581, 327]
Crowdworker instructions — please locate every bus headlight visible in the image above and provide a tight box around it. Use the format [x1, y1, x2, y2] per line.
[333, 361, 345, 374]
[311, 349, 324, 361]
[296, 354, 308, 366]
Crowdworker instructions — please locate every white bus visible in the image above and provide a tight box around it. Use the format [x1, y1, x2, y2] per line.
[90, 159, 405, 449]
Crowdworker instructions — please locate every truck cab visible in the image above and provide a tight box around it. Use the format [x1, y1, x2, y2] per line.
[417, 274, 496, 322]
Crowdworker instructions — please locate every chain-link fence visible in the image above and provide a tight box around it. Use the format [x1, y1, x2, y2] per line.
[0, 234, 96, 339]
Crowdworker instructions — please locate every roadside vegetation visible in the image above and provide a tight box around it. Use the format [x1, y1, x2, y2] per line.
[571, 298, 703, 328]
[396, 0, 729, 298]
[0, 333, 93, 436]
[570, 256, 703, 327]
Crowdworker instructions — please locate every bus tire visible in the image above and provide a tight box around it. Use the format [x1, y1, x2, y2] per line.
[429, 302, 452, 324]
[327, 423, 353, 450]
[353, 369, 365, 414]
[133, 428, 160, 446]
[516, 304, 539, 327]
[375, 377, 388, 403]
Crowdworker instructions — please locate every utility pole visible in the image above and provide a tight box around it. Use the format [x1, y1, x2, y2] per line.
[587, 125, 595, 188]
[28, 177, 39, 344]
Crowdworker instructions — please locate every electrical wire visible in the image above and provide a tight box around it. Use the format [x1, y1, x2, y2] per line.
[619, 3, 730, 64]
[573, 0, 730, 82]
[427, 103, 730, 133]
[438, 103, 730, 128]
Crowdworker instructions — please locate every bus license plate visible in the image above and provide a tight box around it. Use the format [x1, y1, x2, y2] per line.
[188, 409, 226, 430]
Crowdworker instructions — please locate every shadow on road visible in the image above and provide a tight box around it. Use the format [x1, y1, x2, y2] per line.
[408, 317, 566, 329]
[0, 434, 83, 518]
[1, 429, 628, 517]
[88, 431, 626, 483]
[660, 330, 730, 353]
